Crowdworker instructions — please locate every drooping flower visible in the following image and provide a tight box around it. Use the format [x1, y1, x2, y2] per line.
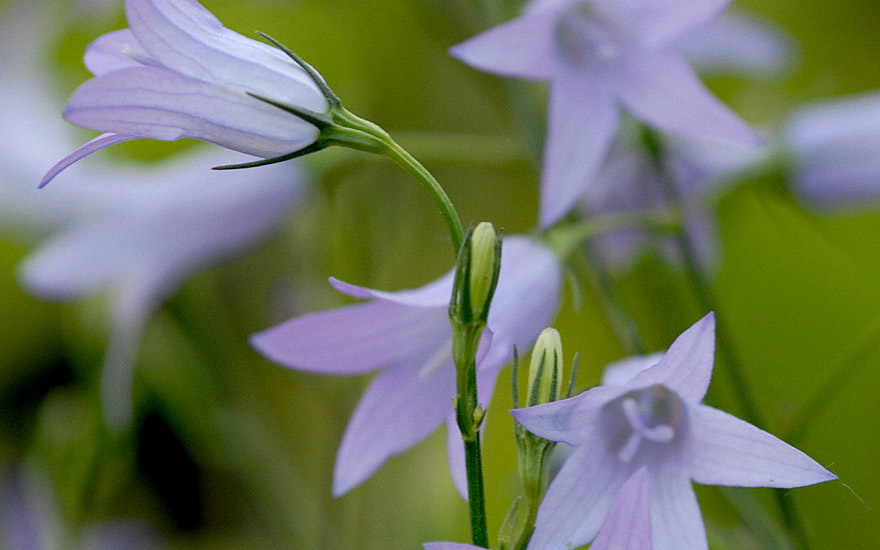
[451, 0, 763, 227]
[18, 150, 305, 430]
[422, 468, 651, 550]
[512, 313, 836, 550]
[251, 236, 562, 497]
[40, 0, 329, 186]
[784, 90, 880, 212]
[0, 463, 164, 550]
[583, 134, 767, 274]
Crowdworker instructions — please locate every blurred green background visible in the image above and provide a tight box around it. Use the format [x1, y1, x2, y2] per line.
[1, 0, 879, 548]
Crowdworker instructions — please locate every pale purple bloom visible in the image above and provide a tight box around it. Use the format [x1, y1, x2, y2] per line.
[513, 313, 836, 550]
[0, 463, 164, 550]
[18, 150, 305, 430]
[785, 90, 880, 212]
[584, 136, 766, 274]
[451, 0, 762, 226]
[41, 0, 328, 187]
[251, 236, 562, 497]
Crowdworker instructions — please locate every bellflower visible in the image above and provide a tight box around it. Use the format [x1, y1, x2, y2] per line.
[423, 468, 651, 550]
[451, 0, 762, 226]
[41, 0, 328, 187]
[584, 135, 766, 274]
[0, 463, 164, 550]
[513, 313, 836, 550]
[785, 90, 880, 211]
[251, 236, 562, 497]
[18, 150, 305, 430]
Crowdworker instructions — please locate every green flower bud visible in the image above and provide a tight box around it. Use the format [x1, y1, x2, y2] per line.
[468, 222, 498, 321]
[526, 328, 563, 407]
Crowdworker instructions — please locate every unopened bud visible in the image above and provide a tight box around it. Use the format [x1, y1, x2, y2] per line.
[527, 328, 563, 406]
[468, 222, 499, 321]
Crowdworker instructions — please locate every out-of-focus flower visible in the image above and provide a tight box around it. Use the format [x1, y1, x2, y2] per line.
[0, 463, 164, 550]
[451, 0, 761, 227]
[785, 90, 880, 212]
[583, 135, 766, 274]
[41, 0, 328, 186]
[512, 313, 836, 550]
[251, 236, 562, 497]
[18, 151, 305, 430]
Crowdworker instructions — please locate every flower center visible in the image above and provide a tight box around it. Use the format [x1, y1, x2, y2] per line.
[554, 1, 621, 65]
[603, 385, 683, 464]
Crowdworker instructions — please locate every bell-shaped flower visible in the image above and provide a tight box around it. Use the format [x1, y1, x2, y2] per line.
[784, 90, 880, 212]
[18, 150, 305, 430]
[512, 313, 836, 550]
[583, 135, 767, 274]
[41, 0, 329, 186]
[451, 0, 764, 227]
[0, 463, 164, 550]
[251, 236, 562, 497]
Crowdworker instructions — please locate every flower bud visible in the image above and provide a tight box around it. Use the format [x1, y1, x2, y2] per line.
[468, 222, 499, 321]
[526, 328, 564, 406]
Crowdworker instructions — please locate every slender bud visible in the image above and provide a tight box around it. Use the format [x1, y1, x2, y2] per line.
[468, 222, 499, 322]
[526, 328, 563, 407]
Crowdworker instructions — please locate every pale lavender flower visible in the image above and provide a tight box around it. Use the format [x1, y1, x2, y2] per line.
[451, 0, 762, 226]
[584, 135, 766, 274]
[422, 467, 652, 550]
[41, 0, 328, 186]
[513, 313, 836, 550]
[18, 151, 305, 430]
[251, 236, 562, 497]
[0, 463, 164, 550]
[785, 90, 880, 212]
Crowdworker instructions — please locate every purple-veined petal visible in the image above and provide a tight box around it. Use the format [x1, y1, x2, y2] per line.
[124, 0, 326, 112]
[449, 11, 555, 80]
[64, 66, 318, 157]
[590, 467, 652, 550]
[540, 62, 619, 226]
[674, 11, 797, 77]
[512, 384, 626, 445]
[40, 133, 139, 187]
[686, 404, 836, 488]
[84, 29, 149, 76]
[332, 357, 455, 496]
[251, 301, 450, 375]
[630, 312, 715, 402]
[529, 434, 630, 549]
[650, 466, 708, 550]
[329, 271, 454, 308]
[615, 49, 760, 145]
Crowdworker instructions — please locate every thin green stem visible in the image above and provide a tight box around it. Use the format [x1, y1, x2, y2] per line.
[464, 434, 490, 547]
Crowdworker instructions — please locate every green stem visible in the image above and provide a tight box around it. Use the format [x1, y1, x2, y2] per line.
[464, 434, 490, 547]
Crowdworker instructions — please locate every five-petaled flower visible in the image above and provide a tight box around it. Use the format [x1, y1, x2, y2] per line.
[512, 313, 836, 550]
[251, 236, 562, 497]
[451, 0, 762, 227]
[41, 0, 328, 187]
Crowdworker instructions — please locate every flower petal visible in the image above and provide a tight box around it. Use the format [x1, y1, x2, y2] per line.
[615, 50, 760, 145]
[332, 358, 455, 495]
[40, 133, 139, 188]
[512, 384, 626, 445]
[328, 271, 454, 308]
[599, 0, 732, 46]
[686, 404, 836, 487]
[64, 66, 319, 158]
[601, 353, 664, 386]
[631, 312, 715, 402]
[84, 29, 148, 76]
[124, 0, 326, 112]
[650, 467, 708, 550]
[250, 301, 450, 375]
[529, 434, 630, 549]
[540, 62, 619, 226]
[449, 11, 555, 80]
[590, 467, 652, 550]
